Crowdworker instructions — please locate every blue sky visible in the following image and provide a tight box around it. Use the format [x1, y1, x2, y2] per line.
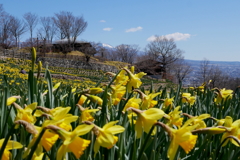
[1, 0, 240, 61]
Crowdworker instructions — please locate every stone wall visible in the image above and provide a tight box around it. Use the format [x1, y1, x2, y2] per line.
[37, 57, 119, 73]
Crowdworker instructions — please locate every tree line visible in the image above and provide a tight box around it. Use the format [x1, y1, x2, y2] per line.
[0, 4, 87, 50]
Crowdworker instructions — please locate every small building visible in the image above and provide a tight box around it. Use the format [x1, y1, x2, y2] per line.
[134, 59, 164, 78]
[39, 39, 96, 55]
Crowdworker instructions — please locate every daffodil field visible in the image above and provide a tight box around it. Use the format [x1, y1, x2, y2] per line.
[1, 48, 240, 160]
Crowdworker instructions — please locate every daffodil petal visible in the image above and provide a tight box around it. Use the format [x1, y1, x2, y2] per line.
[167, 137, 179, 160]
[74, 124, 94, 136]
[107, 125, 125, 135]
[142, 108, 165, 120]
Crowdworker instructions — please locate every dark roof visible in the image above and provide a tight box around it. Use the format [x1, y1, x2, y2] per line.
[135, 59, 163, 75]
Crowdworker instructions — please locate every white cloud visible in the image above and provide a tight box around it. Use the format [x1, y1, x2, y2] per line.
[125, 26, 143, 33]
[103, 28, 112, 31]
[147, 35, 157, 41]
[100, 20, 106, 22]
[147, 32, 191, 41]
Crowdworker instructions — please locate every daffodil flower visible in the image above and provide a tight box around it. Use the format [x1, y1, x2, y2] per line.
[110, 84, 126, 105]
[44, 106, 79, 131]
[123, 97, 141, 112]
[128, 107, 165, 139]
[220, 116, 240, 147]
[13, 102, 37, 125]
[21, 120, 60, 158]
[156, 118, 199, 160]
[134, 89, 161, 110]
[162, 97, 175, 110]
[90, 121, 125, 157]
[0, 138, 23, 160]
[77, 104, 99, 122]
[183, 113, 211, 129]
[215, 88, 233, 104]
[165, 106, 183, 128]
[182, 93, 196, 106]
[78, 95, 88, 105]
[45, 124, 94, 160]
[122, 67, 146, 91]
[6, 95, 20, 106]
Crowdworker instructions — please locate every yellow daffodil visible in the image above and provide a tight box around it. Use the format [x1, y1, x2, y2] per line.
[166, 106, 183, 128]
[123, 97, 141, 112]
[77, 104, 99, 122]
[78, 95, 88, 105]
[128, 107, 165, 139]
[134, 89, 161, 110]
[0, 138, 23, 160]
[221, 116, 240, 147]
[183, 113, 211, 129]
[163, 97, 175, 110]
[35, 106, 79, 131]
[91, 121, 125, 157]
[14, 102, 37, 125]
[45, 124, 94, 160]
[110, 84, 126, 105]
[122, 67, 146, 91]
[156, 118, 199, 160]
[106, 70, 128, 85]
[182, 93, 196, 106]
[23, 106, 79, 158]
[6, 96, 20, 106]
[46, 106, 79, 131]
[215, 88, 233, 104]
[21, 120, 60, 158]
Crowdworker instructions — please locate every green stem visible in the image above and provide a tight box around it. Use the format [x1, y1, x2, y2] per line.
[0, 124, 16, 159]
[26, 129, 46, 160]
[137, 125, 155, 160]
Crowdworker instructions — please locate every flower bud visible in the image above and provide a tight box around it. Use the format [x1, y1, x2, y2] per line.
[31, 47, 36, 70]
[85, 94, 103, 106]
[89, 88, 104, 94]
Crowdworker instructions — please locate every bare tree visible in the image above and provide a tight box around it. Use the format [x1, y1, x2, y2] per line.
[171, 59, 193, 84]
[9, 16, 27, 48]
[23, 12, 38, 47]
[198, 58, 211, 84]
[208, 65, 223, 88]
[0, 13, 14, 48]
[38, 16, 56, 43]
[53, 11, 87, 52]
[113, 44, 139, 64]
[145, 36, 183, 78]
